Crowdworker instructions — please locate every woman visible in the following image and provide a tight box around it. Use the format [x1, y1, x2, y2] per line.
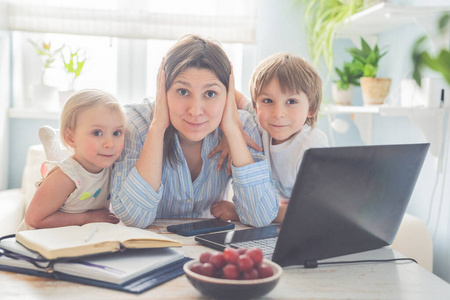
[110, 35, 278, 228]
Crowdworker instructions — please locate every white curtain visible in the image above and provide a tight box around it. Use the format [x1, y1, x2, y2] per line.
[0, 0, 9, 190]
[7, 0, 257, 43]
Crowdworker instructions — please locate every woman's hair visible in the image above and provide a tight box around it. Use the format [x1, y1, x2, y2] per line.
[250, 52, 322, 127]
[163, 34, 231, 167]
[60, 89, 125, 148]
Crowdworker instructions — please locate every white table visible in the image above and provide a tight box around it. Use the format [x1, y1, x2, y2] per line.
[1, 219, 450, 299]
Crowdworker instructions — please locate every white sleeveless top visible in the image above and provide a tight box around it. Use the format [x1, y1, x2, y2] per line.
[18, 157, 111, 231]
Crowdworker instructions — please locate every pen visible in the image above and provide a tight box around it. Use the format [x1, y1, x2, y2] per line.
[84, 224, 100, 242]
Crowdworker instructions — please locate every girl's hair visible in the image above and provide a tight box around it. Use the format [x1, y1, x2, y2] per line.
[163, 34, 231, 167]
[250, 52, 322, 127]
[60, 89, 125, 148]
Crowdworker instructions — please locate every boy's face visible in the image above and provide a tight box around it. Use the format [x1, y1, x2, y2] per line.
[65, 105, 125, 173]
[255, 78, 311, 145]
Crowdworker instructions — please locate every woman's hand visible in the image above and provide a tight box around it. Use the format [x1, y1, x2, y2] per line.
[218, 65, 254, 168]
[151, 58, 170, 131]
[220, 65, 241, 135]
[208, 131, 262, 176]
[214, 65, 259, 170]
[136, 57, 169, 190]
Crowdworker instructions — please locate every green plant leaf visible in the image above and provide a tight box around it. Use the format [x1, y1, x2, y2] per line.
[411, 13, 450, 87]
[294, 0, 365, 72]
[438, 13, 450, 34]
[363, 64, 377, 77]
[345, 37, 387, 78]
[63, 49, 86, 79]
[423, 51, 450, 83]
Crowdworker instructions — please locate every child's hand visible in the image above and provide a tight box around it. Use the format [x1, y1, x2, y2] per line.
[151, 58, 170, 131]
[208, 136, 232, 175]
[208, 131, 262, 176]
[86, 209, 120, 224]
[210, 200, 240, 222]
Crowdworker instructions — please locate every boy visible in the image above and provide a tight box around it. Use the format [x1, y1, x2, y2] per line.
[211, 53, 328, 223]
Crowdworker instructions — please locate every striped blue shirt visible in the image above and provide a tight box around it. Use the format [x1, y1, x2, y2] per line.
[110, 99, 278, 228]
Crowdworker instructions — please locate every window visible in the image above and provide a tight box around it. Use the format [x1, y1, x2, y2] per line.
[8, 0, 255, 111]
[12, 32, 117, 109]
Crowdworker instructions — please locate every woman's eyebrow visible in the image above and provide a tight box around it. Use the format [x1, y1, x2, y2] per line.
[203, 83, 222, 89]
[173, 80, 191, 87]
[172, 81, 223, 89]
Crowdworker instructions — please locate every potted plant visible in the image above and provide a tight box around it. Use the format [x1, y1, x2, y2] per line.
[59, 48, 86, 106]
[294, 0, 365, 72]
[347, 37, 390, 105]
[412, 13, 450, 86]
[29, 40, 64, 110]
[332, 61, 362, 105]
[62, 48, 86, 91]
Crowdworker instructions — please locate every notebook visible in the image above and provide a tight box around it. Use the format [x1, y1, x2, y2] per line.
[0, 236, 190, 294]
[195, 143, 429, 267]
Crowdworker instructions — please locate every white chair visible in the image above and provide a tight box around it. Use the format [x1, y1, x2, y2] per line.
[0, 144, 46, 237]
[392, 213, 433, 272]
[0, 126, 73, 237]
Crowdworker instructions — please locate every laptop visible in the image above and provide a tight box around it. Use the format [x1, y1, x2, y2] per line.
[195, 143, 430, 267]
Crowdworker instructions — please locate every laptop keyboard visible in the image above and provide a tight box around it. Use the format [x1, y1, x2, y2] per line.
[230, 237, 278, 260]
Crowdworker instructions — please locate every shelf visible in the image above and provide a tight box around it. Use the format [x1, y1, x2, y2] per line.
[323, 104, 450, 160]
[337, 2, 450, 38]
[324, 104, 447, 117]
[8, 107, 60, 120]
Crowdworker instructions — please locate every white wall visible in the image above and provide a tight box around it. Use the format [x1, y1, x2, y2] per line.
[0, 0, 9, 190]
[255, 0, 450, 283]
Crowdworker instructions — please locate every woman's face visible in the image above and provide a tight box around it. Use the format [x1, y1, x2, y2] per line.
[167, 67, 227, 144]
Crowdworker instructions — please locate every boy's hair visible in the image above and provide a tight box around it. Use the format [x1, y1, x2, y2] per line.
[250, 53, 322, 127]
[163, 34, 231, 167]
[60, 89, 125, 148]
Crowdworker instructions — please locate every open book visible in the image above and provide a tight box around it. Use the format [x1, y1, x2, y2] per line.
[0, 237, 189, 294]
[16, 222, 182, 260]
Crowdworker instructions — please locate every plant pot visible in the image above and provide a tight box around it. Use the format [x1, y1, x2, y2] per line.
[30, 83, 59, 111]
[332, 83, 354, 105]
[360, 77, 391, 105]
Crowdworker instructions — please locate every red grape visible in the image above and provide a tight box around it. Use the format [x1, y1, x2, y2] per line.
[222, 263, 239, 279]
[191, 247, 274, 281]
[200, 262, 215, 277]
[257, 264, 274, 278]
[210, 252, 226, 268]
[199, 251, 212, 263]
[190, 262, 203, 274]
[237, 254, 254, 272]
[243, 268, 259, 280]
[237, 248, 247, 255]
[247, 247, 263, 265]
[223, 247, 239, 263]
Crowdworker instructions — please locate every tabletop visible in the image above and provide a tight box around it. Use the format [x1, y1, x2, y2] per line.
[1, 218, 450, 300]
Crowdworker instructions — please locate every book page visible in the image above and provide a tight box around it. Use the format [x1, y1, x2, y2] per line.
[16, 223, 181, 260]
